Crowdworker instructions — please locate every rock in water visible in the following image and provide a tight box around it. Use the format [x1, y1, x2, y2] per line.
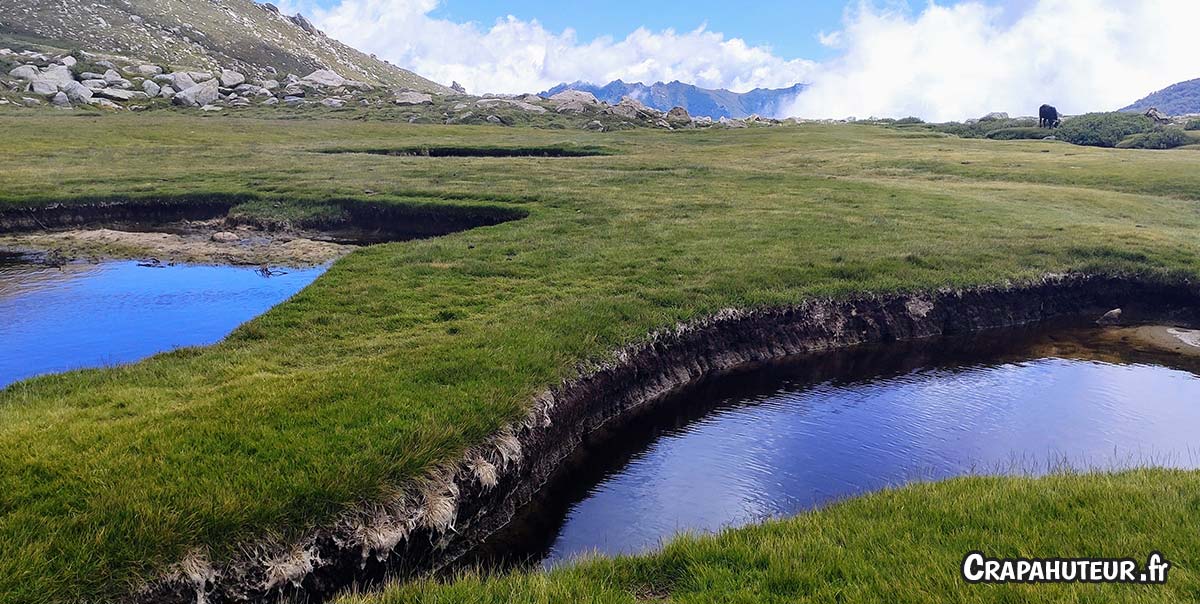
[1098, 308, 1123, 326]
[173, 79, 220, 107]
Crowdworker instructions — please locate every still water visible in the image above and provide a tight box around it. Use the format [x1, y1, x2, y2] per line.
[475, 327, 1200, 568]
[0, 257, 325, 388]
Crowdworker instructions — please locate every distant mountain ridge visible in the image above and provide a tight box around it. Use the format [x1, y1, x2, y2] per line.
[1121, 78, 1200, 115]
[0, 0, 451, 93]
[541, 80, 804, 119]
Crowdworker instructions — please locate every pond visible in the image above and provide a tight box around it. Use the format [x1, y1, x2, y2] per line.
[0, 256, 325, 388]
[472, 324, 1200, 569]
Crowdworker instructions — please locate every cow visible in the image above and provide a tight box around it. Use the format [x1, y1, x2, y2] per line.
[1039, 104, 1061, 129]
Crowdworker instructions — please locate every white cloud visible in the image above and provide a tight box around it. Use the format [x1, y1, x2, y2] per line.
[786, 0, 1200, 121]
[281, 0, 816, 94]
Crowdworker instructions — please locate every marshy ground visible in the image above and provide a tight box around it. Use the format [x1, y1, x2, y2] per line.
[2, 114, 1200, 603]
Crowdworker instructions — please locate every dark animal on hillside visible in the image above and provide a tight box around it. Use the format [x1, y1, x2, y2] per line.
[1039, 104, 1061, 128]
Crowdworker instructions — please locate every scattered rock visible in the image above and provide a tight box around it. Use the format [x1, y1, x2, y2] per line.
[59, 55, 77, 67]
[93, 88, 136, 101]
[159, 85, 176, 99]
[49, 91, 70, 107]
[188, 71, 214, 83]
[584, 120, 604, 131]
[8, 65, 38, 80]
[135, 64, 163, 76]
[476, 98, 545, 113]
[173, 79, 220, 107]
[451, 81, 467, 94]
[103, 69, 124, 84]
[548, 90, 599, 113]
[666, 106, 692, 125]
[301, 69, 345, 87]
[981, 112, 1010, 120]
[30, 79, 59, 95]
[61, 81, 94, 103]
[394, 91, 433, 106]
[211, 232, 239, 243]
[82, 79, 108, 89]
[89, 98, 122, 110]
[200, 104, 223, 112]
[219, 69, 246, 87]
[142, 79, 161, 97]
[167, 72, 197, 91]
[1098, 308, 1123, 325]
[39, 65, 74, 86]
[321, 98, 346, 108]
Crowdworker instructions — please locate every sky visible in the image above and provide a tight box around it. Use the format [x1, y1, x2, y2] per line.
[273, 0, 1200, 121]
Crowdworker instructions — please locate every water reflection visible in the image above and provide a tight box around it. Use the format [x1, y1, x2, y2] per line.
[473, 326, 1200, 568]
[0, 258, 325, 388]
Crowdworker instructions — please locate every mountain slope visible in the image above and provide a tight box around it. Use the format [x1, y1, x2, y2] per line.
[0, 0, 451, 93]
[1121, 78, 1200, 115]
[542, 80, 804, 119]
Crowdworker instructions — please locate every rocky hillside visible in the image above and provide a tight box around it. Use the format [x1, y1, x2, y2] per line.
[0, 0, 451, 93]
[541, 80, 805, 119]
[1121, 78, 1200, 115]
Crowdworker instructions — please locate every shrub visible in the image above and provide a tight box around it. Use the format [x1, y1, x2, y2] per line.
[894, 116, 924, 125]
[1055, 112, 1155, 147]
[1185, 119, 1200, 131]
[1116, 127, 1191, 150]
[927, 117, 1037, 138]
[985, 127, 1053, 140]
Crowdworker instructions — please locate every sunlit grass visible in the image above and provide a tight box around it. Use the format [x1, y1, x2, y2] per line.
[0, 114, 1198, 602]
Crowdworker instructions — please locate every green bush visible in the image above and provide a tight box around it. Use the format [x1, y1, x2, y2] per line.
[985, 127, 1052, 140]
[895, 116, 924, 125]
[1055, 112, 1155, 147]
[927, 117, 1037, 138]
[1184, 119, 1200, 131]
[1116, 127, 1192, 150]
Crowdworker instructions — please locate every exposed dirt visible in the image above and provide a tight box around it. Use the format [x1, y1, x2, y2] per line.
[0, 198, 526, 267]
[1098, 325, 1200, 358]
[138, 274, 1200, 604]
[0, 222, 354, 267]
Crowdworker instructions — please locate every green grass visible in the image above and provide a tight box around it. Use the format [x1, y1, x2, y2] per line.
[1, 114, 1199, 603]
[344, 470, 1200, 604]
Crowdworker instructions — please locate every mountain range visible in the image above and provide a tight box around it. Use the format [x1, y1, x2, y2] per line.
[0, 0, 450, 93]
[1121, 78, 1200, 115]
[541, 80, 804, 119]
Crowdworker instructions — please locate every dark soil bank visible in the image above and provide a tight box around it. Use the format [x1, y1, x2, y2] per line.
[142, 274, 1199, 604]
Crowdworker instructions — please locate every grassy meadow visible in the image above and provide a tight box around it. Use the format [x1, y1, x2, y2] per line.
[1, 113, 1200, 603]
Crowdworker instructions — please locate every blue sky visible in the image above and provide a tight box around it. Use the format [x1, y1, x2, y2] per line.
[287, 0, 1199, 120]
[296, 0, 857, 61]
[424, 0, 851, 61]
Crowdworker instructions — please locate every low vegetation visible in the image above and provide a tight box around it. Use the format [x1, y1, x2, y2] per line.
[2, 115, 1200, 603]
[1055, 112, 1156, 147]
[1116, 127, 1192, 150]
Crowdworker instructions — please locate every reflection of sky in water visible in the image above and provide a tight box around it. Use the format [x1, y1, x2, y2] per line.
[0, 260, 325, 388]
[546, 358, 1200, 565]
